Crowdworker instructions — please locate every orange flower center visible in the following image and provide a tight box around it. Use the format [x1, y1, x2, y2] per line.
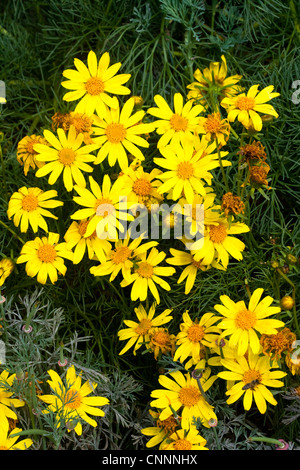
[25, 139, 38, 155]
[132, 178, 152, 196]
[209, 224, 227, 243]
[85, 76, 105, 96]
[235, 309, 257, 330]
[21, 194, 39, 212]
[64, 388, 82, 409]
[111, 246, 132, 264]
[179, 385, 201, 407]
[242, 369, 262, 385]
[0, 446, 8, 450]
[170, 113, 188, 132]
[58, 148, 76, 166]
[187, 324, 205, 343]
[156, 415, 177, 433]
[151, 329, 170, 346]
[37, 244, 57, 263]
[236, 96, 255, 111]
[177, 161, 194, 180]
[105, 123, 126, 143]
[95, 198, 114, 217]
[135, 318, 152, 335]
[204, 112, 223, 134]
[136, 261, 154, 278]
[174, 439, 192, 450]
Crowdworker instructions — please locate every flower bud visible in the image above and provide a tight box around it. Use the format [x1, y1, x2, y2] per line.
[280, 296, 294, 311]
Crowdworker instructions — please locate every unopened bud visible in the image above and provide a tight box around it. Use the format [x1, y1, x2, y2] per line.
[280, 296, 294, 311]
[16, 366, 25, 381]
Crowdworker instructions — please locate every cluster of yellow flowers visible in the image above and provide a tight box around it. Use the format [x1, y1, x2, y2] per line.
[1, 51, 296, 450]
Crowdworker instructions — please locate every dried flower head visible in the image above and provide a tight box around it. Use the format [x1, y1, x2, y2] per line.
[221, 192, 245, 217]
[260, 327, 296, 361]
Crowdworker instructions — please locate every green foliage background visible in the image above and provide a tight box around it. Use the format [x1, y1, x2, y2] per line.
[0, 0, 299, 450]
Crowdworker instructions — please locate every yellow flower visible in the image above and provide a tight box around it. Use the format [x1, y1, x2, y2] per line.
[187, 55, 242, 107]
[34, 125, 99, 192]
[214, 288, 285, 356]
[64, 219, 111, 264]
[218, 347, 286, 414]
[17, 232, 73, 284]
[154, 137, 231, 203]
[197, 112, 230, 147]
[119, 164, 163, 206]
[7, 187, 63, 233]
[16, 134, 48, 176]
[161, 426, 208, 450]
[71, 174, 133, 239]
[92, 97, 154, 170]
[221, 84, 280, 131]
[117, 303, 173, 356]
[173, 311, 220, 367]
[38, 365, 109, 436]
[120, 247, 176, 304]
[0, 258, 14, 287]
[90, 231, 158, 282]
[147, 93, 204, 148]
[0, 370, 25, 427]
[0, 420, 33, 450]
[61, 50, 131, 116]
[191, 218, 250, 269]
[150, 364, 218, 429]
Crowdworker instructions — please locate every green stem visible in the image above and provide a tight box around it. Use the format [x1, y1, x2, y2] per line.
[248, 436, 286, 448]
[0, 220, 26, 245]
[216, 138, 230, 192]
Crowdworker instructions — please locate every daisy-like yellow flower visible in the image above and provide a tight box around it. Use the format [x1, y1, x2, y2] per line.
[214, 288, 285, 356]
[71, 174, 133, 239]
[191, 218, 250, 269]
[197, 112, 230, 147]
[161, 426, 209, 451]
[141, 410, 179, 449]
[0, 258, 14, 287]
[147, 93, 204, 148]
[119, 164, 163, 207]
[173, 311, 220, 367]
[92, 97, 154, 170]
[150, 364, 218, 429]
[34, 125, 98, 192]
[17, 232, 73, 284]
[187, 55, 242, 107]
[120, 247, 176, 304]
[221, 85, 280, 132]
[0, 420, 33, 450]
[61, 50, 131, 116]
[38, 365, 109, 436]
[16, 134, 48, 176]
[90, 232, 158, 283]
[64, 219, 112, 264]
[7, 187, 63, 233]
[218, 348, 287, 414]
[117, 303, 173, 356]
[154, 138, 231, 203]
[260, 327, 296, 361]
[0, 370, 25, 426]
